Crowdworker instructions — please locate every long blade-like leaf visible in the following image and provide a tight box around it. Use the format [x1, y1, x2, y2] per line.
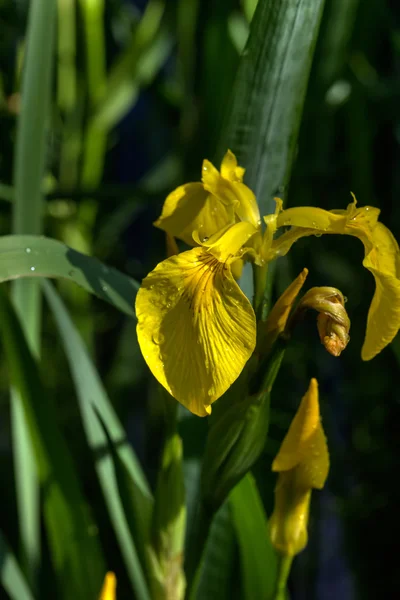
[219, 0, 326, 216]
[0, 286, 104, 599]
[193, 503, 237, 600]
[42, 280, 152, 600]
[0, 531, 35, 600]
[0, 235, 138, 318]
[230, 475, 277, 600]
[11, 0, 57, 583]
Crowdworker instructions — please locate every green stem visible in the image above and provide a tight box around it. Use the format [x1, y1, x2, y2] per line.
[274, 554, 293, 600]
[252, 261, 269, 321]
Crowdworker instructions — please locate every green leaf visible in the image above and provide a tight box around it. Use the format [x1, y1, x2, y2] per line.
[220, 0, 326, 217]
[230, 474, 278, 600]
[0, 286, 105, 600]
[192, 503, 237, 600]
[11, 0, 57, 584]
[0, 183, 13, 202]
[0, 530, 36, 600]
[0, 235, 138, 318]
[42, 281, 152, 600]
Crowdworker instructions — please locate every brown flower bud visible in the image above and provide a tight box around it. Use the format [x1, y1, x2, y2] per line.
[288, 287, 350, 356]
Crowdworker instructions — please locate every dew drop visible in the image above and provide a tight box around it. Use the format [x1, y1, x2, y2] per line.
[202, 236, 209, 242]
[25, 247, 31, 254]
[102, 284, 108, 292]
[30, 266, 35, 271]
[166, 302, 171, 308]
[202, 165, 208, 172]
[152, 332, 165, 345]
[68, 269, 75, 277]
[312, 221, 317, 227]
[315, 233, 322, 238]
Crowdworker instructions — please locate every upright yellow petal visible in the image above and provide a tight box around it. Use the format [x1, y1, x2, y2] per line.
[136, 248, 256, 416]
[220, 149, 245, 182]
[99, 572, 116, 600]
[202, 158, 260, 227]
[155, 182, 235, 246]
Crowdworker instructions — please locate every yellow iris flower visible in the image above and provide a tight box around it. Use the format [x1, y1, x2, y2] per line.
[269, 378, 329, 556]
[136, 151, 400, 416]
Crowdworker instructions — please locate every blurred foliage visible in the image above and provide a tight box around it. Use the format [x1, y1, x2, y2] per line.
[0, 0, 400, 599]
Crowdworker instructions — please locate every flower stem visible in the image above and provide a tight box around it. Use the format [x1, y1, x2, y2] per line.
[252, 261, 269, 320]
[274, 554, 293, 600]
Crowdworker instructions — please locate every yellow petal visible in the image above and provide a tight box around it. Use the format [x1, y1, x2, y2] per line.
[220, 149, 245, 182]
[202, 159, 260, 227]
[197, 221, 259, 262]
[230, 257, 244, 280]
[272, 201, 400, 359]
[99, 572, 116, 600]
[361, 222, 400, 359]
[136, 248, 256, 416]
[272, 379, 329, 489]
[155, 182, 234, 246]
[277, 206, 345, 231]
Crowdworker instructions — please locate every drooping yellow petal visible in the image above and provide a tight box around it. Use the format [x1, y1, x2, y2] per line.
[155, 182, 235, 246]
[272, 379, 329, 489]
[271, 199, 400, 360]
[360, 222, 400, 359]
[99, 572, 116, 600]
[136, 248, 256, 416]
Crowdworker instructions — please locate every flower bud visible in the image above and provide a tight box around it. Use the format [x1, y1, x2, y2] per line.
[258, 268, 309, 354]
[288, 287, 350, 356]
[269, 379, 329, 557]
[99, 572, 116, 600]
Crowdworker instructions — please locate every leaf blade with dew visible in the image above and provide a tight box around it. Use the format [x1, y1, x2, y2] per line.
[0, 235, 139, 318]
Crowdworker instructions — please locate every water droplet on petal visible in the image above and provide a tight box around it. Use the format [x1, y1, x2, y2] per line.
[202, 236, 209, 243]
[152, 332, 165, 345]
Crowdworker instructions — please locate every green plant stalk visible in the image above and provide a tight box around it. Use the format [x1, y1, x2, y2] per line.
[11, 0, 56, 584]
[252, 262, 269, 320]
[273, 555, 293, 600]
